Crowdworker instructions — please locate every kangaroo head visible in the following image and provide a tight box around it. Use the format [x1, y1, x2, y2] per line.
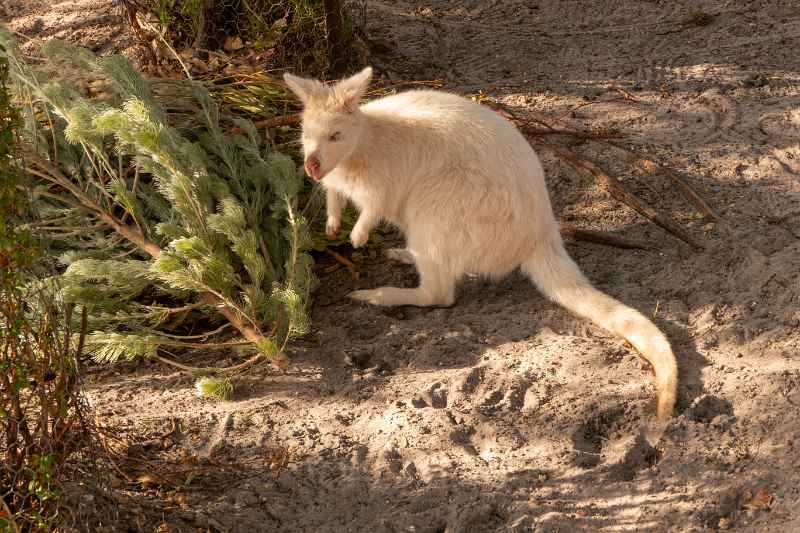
[283, 67, 372, 181]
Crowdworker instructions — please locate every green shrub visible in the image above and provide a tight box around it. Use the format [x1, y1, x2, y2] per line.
[0, 34, 94, 533]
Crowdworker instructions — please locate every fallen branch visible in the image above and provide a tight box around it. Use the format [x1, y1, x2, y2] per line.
[536, 139, 703, 250]
[513, 102, 720, 224]
[549, 96, 632, 124]
[523, 100, 720, 225]
[119, 0, 160, 69]
[523, 125, 624, 140]
[480, 100, 704, 250]
[0, 497, 20, 533]
[25, 151, 162, 256]
[227, 113, 301, 136]
[326, 249, 360, 280]
[560, 223, 649, 250]
[605, 141, 721, 223]
[642, 159, 720, 223]
[151, 351, 269, 375]
[614, 87, 643, 102]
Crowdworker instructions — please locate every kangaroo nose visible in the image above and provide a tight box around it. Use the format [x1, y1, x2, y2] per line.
[304, 155, 321, 181]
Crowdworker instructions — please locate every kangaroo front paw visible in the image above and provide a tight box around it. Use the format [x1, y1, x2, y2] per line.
[325, 217, 341, 238]
[350, 227, 369, 248]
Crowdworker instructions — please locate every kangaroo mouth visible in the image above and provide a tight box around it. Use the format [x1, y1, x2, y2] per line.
[304, 162, 323, 182]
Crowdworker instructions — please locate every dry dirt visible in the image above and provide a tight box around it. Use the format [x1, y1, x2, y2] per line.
[3, 1, 800, 532]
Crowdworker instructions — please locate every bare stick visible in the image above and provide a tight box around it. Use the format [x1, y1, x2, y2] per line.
[605, 141, 721, 223]
[560, 223, 649, 250]
[0, 497, 20, 533]
[252, 113, 302, 129]
[523, 125, 624, 140]
[151, 351, 269, 375]
[326, 249, 360, 280]
[479, 101, 703, 249]
[643, 159, 720, 223]
[536, 139, 703, 249]
[614, 87, 643, 102]
[227, 113, 301, 136]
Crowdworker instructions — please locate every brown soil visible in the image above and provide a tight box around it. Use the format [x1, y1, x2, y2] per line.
[3, 1, 800, 532]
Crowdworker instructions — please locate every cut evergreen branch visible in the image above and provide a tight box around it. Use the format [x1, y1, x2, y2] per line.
[0, 31, 315, 371]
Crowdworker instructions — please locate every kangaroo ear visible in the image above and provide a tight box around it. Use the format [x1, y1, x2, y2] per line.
[332, 66, 373, 112]
[283, 72, 327, 106]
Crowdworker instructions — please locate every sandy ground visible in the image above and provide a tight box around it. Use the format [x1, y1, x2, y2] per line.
[3, 1, 800, 532]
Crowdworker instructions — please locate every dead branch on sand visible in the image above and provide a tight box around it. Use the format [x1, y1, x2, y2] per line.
[226, 113, 301, 136]
[482, 100, 717, 250]
[560, 223, 649, 250]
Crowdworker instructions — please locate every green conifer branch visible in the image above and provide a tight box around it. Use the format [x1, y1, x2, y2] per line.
[1, 32, 307, 371]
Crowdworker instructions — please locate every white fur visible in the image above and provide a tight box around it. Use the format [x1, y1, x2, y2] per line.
[284, 68, 678, 422]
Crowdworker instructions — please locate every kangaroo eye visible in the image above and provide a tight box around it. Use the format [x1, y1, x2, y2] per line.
[328, 131, 342, 142]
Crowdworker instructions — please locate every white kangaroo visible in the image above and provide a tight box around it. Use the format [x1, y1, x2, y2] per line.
[284, 67, 678, 422]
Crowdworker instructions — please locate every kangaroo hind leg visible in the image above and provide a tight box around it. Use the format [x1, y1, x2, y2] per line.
[350, 256, 456, 307]
[384, 247, 416, 265]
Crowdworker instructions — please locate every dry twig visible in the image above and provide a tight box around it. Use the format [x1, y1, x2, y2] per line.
[326, 249, 360, 280]
[523, 125, 624, 140]
[0, 497, 20, 533]
[536, 139, 703, 249]
[560, 223, 649, 250]
[614, 87, 643, 102]
[605, 141, 721, 222]
[227, 113, 301, 136]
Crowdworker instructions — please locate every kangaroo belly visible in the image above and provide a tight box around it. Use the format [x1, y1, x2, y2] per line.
[403, 178, 545, 277]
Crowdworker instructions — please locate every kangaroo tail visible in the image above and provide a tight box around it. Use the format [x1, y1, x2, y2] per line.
[522, 236, 678, 422]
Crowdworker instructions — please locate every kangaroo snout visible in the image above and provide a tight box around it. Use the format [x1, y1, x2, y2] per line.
[304, 154, 322, 181]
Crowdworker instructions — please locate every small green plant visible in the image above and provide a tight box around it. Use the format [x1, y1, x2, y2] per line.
[195, 376, 234, 400]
